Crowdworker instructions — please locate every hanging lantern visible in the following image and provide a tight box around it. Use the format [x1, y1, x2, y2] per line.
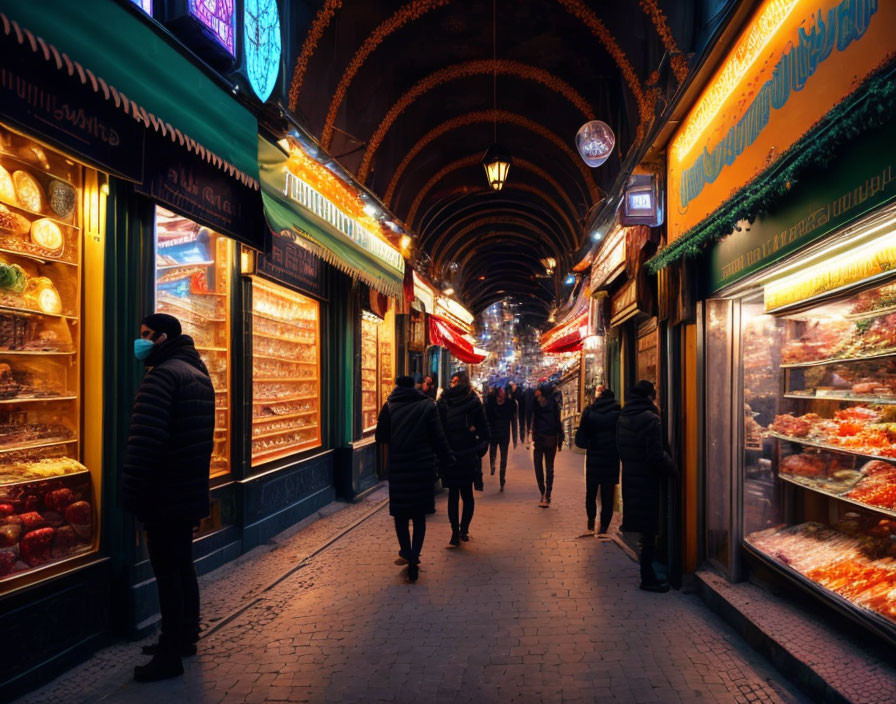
[482, 143, 513, 191]
[575, 120, 615, 167]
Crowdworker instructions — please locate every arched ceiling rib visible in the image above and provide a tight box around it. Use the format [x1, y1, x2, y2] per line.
[287, 0, 703, 319]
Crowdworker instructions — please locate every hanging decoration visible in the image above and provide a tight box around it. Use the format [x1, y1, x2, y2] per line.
[483, 0, 511, 191]
[647, 63, 896, 274]
[575, 120, 615, 167]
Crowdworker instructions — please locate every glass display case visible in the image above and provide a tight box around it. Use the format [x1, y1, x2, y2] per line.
[250, 278, 321, 465]
[736, 277, 896, 632]
[379, 316, 394, 409]
[360, 315, 379, 432]
[0, 126, 96, 584]
[154, 207, 232, 476]
[581, 335, 605, 407]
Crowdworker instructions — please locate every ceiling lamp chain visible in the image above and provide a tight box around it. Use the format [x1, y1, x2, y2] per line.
[482, 0, 512, 191]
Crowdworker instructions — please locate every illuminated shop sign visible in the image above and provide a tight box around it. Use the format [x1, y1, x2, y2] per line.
[668, 0, 895, 243]
[190, 0, 235, 55]
[244, 0, 282, 102]
[284, 171, 404, 273]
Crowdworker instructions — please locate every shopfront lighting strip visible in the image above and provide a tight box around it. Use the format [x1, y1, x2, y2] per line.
[361, 309, 384, 323]
[764, 217, 896, 310]
[284, 171, 403, 273]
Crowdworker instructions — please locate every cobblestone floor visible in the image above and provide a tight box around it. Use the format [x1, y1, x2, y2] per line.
[17, 446, 810, 704]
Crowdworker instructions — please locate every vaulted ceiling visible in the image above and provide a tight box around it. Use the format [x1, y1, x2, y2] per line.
[286, 0, 713, 320]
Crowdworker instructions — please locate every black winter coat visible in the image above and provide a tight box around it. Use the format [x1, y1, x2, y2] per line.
[575, 397, 621, 483]
[375, 386, 452, 517]
[121, 335, 214, 524]
[530, 395, 564, 442]
[485, 395, 517, 444]
[437, 385, 490, 488]
[616, 394, 675, 533]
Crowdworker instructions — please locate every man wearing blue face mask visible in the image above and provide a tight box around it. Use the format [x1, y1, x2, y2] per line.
[121, 313, 214, 682]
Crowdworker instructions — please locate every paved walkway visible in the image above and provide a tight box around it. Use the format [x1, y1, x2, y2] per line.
[17, 446, 809, 704]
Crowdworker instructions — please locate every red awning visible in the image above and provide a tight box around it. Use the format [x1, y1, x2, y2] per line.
[429, 315, 487, 364]
[540, 310, 589, 354]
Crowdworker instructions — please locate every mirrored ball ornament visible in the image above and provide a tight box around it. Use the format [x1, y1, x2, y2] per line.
[575, 121, 615, 167]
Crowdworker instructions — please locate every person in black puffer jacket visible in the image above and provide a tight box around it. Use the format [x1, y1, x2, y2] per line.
[574, 388, 621, 535]
[438, 371, 489, 546]
[121, 313, 214, 682]
[528, 383, 564, 507]
[616, 379, 677, 593]
[376, 376, 453, 582]
[485, 385, 517, 490]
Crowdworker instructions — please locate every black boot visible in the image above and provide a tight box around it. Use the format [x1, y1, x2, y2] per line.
[407, 562, 419, 582]
[448, 529, 460, 547]
[459, 525, 470, 542]
[142, 640, 197, 656]
[134, 644, 184, 682]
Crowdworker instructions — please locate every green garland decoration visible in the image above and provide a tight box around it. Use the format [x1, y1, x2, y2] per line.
[647, 60, 896, 274]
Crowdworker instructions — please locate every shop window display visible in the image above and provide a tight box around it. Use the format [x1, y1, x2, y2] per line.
[360, 315, 379, 432]
[359, 305, 395, 433]
[250, 278, 321, 465]
[0, 127, 96, 584]
[738, 278, 896, 629]
[154, 207, 232, 476]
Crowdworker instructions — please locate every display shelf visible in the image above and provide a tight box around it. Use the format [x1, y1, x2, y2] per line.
[0, 395, 76, 404]
[778, 473, 896, 519]
[251, 309, 316, 326]
[251, 330, 316, 345]
[252, 439, 319, 462]
[780, 349, 896, 368]
[156, 260, 215, 271]
[845, 302, 896, 320]
[252, 425, 319, 441]
[0, 193, 80, 230]
[196, 346, 227, 352]
[0, 467, 89, 487]
[0, 436, 77, 454]
[252, 353, 316, 365]
[784, 392, 896, 405]
[0, 349, 76, 356]
[769, 431, 896, 465]
[253, 377, 318, 383]
[252, 394, 317, 405]
[0, 303, 77, 320]
[743, 541, 896, 643]
[253, 410, 318, 422]
[0, 246, 77, 267]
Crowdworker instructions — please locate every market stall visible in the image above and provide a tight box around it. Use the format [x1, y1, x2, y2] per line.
[654, 0, 896, 644]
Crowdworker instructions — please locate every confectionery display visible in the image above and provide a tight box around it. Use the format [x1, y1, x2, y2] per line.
[738, 276, 896, 632]
[361, 317, 378, 431]
[747, 520, 896, 623]
[250, 278, 320, 466]
[0, 127, 92, 587]
[379, 338, 393, 408]
[0, 470, 93, 579]
[155, 207, 232, 475]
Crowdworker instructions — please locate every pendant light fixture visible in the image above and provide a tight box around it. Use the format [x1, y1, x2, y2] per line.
[482, 0, 511, 191]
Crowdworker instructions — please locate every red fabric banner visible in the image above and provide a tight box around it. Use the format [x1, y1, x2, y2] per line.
[429, 315, 487, 364]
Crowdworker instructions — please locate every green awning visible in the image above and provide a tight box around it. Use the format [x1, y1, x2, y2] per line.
[259, 138, 404, 298]
[0, 0, 258, 187]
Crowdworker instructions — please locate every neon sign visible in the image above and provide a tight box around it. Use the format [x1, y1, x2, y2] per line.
[190, 0, 235, 55]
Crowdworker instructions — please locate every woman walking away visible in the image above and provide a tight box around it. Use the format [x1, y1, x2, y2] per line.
[616, 380, 678, 592]
[376, 375, 453, 582]
[485, 385, 517, 491]
[438, 371, 490, 546]
[529, 383, 564, 508]
[574, 388, 621, 536]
